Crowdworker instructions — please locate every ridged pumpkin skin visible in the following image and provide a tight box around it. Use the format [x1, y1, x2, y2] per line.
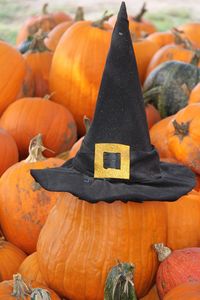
[0, 97, 77, 159]
[143, 61, 200, 118]
[146, 44, 197, 77]
[156, 247, 200, 299]
[140, 285, 159, 300]
[150, 116, 175, 159]
[167, 103, 200, 174]
[0, 156, 63, 254]
[147, 31, 175, 49]
[0, 240, 26, 281]
[189, 82, 200, 104]
[49, 20, 112, 135]
[0, 278, 60, 300]
[0, 128, 18, 177]
[37, 193, 168, 299]
[18, 252, 46, 285]
[163, 282, 200, 300]
[0, 41, 26, 115]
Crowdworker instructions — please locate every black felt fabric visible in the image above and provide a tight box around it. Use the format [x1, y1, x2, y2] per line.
[30, 2, 196, 202]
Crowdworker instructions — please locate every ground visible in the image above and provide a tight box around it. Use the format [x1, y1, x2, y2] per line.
[1, 0, 200, 44]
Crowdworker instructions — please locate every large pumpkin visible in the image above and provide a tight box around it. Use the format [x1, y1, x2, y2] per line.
[18, 252, 46, 285]
[49, 18, 113, 135]
[0, 128, 18, 177]
[0, 41, 26, 115]
[0, 239, 26, 281]
[0, 135, 63, 254]
[143, 60, 200, 118]
[0, 96, 77, 159]
[36, 188, 200, 300]
[167, 103, 200, 174]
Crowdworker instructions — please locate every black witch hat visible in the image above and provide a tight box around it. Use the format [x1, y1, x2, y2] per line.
[31, 2, 195, 203]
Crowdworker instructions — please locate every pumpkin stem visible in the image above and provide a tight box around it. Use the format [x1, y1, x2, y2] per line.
[83, 115, 91, 133]
[104, 261, 137, 300]
[92, 10, 113, 29]
[171, 27, 193, 49]
[143, 86, 162, 105]
[153, 243, 172, 262]
[30, 288, 51, 299]
[133, 3, 147, 22]
[42, 3, 49, 15]
[11, 273, 32, 298]
[74, 6, 84, 21]
[43, 92, 55, 100]
[173, 119, 190, 140]
[28, 30, 51, 52]
[25, 134, 54, 163]
[190, 50, 200, 66]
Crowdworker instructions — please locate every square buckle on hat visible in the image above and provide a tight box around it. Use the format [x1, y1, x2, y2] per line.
[94, 143, 130, 179]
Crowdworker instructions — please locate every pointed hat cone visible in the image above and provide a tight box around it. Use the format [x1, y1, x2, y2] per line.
[31, 2, 195, 203]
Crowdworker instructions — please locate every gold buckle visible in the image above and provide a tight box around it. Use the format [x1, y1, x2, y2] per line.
[94, 143, 130, 179]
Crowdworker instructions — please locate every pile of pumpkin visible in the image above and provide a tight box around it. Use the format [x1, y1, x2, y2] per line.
[1, 2, 200, 299]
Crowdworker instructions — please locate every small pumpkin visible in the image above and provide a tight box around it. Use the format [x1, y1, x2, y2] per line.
[0, 41, 26, 115]
[0, 238, 26, 281]
[16, 3, 72, 45]
[167, 103, 200, 174]
[45, 7, 84, 51]
[0, 128, 18, 177]
[0, 273, 60, 300]
[143, 60, 200, 118]
[109, 3, 156, 38]
[163, 282, 200, 300]
[22, 32, 53, 97]
[0, 96, 77, 159]
[154, 243, 200, 299]
[188, 82, 200, 104]
[18, 252, 46, 285]
[178, 22, 200, 48]
[0, 135, 63, 254]
[147, 31, 175, 49]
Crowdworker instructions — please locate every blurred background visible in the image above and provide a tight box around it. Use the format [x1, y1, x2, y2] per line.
[1, 0, 200, 44]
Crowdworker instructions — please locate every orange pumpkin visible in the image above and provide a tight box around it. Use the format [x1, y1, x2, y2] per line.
[188, 82, 200, 104]
[150, 116, 175, 159]
[0, 239, 26, 281]
[147, 31, 175, 49]
[109, 3, 156, 38]
[0, 135, 63, 254]
[0, 41, 26, 115]
[23, 33, 53, 97]
[132, 38, 159, 83]
[16, 64, 35, 99]
[163, 282, 200, 300]
[45, 7, 84, 51]
[16, 3, 72, 45]
[36, 190, 200, 300]
[145, 104, 161, 129]
[146, 43, 198, 77]
[178, 23, 200, 48]
[0, 128, 18, 177]
[154, 244, 200, 299]
[0, 96, 77, 159]
[167, 103, 200, 174]
[140, 285, 159, 300]
[49, 18, 113, 135]
[0, 274, 60, 300]
[18, 252, 46, 285]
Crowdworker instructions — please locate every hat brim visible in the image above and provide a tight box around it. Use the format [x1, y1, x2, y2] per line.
[30, 159, 196, 203]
